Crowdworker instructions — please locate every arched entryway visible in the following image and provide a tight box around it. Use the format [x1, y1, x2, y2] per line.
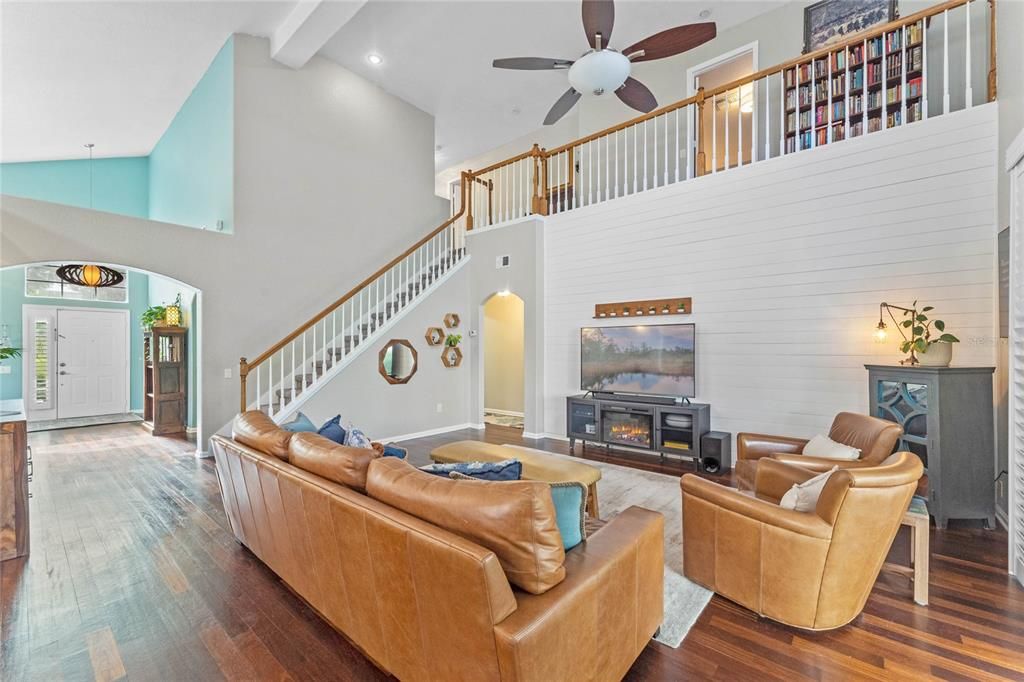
[0, 261, 203, 452]
[482, 291, 525, 429]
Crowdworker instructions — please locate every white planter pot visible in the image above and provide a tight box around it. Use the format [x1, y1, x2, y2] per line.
[918, 341, 953, 367]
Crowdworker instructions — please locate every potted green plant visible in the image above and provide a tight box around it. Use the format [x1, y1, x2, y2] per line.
[445, 333, 462, 348]
[141, 305, 167, 331]
[0, 347, 21, 361]
[900, 304, 960, 367]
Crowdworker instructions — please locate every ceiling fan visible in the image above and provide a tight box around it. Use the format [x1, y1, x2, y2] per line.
[492, 0, 716, 125]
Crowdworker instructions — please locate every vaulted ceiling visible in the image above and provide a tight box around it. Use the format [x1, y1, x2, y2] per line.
[1, 1, 781, 167]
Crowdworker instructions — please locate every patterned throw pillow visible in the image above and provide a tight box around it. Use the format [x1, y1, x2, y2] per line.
[344, 426, 374, 449]
[317, 415, 347, 444]
[419, 459, 523, 481]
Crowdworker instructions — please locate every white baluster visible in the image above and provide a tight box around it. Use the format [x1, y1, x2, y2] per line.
[614, 132, 620, 198]
[712, 93, 718, 172]
[596, 136, 602, 202]
[643, 119, 648, 189]
[267, 357, 273, 417]
[664, 114, 670, 185]
[943, 10, 950, 114]
[922, 17, 929, 119]
[863, 38, 869, 134]
[279, 348, 285, 413]
[605, 134, 610, 201]
[685, 104, 692, 180]
[965, 2, 972, 108]
[633, 127, 638, 194]
[779, 71, 786, 155]
[675, 108, 681, 182]
[588, 141, 594, 205]
[255, 365, 261, 413]
[738, 87, 745, 165]
[882, 36, 888, 131]
[726, 88, 732, 165]
[302, 331, 307, 390]
[901, 25, 908, 125]
[765, 76, 771, 160]
[653, 114, 658, 187]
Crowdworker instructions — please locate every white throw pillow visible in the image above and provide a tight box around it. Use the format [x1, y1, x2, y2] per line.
[779, 466, 839, 512]
[801, 434, 861, 460]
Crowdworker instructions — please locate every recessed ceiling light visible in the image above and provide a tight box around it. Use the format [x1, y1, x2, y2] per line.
[699, 9, 712, 19]
[511, 106, 521, 115]
[366, 53, 383, 66]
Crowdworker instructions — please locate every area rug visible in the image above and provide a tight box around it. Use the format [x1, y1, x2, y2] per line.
[28, 413, 143, 433]
[502, 445, 713, 648]
[484, 411, 524, 429]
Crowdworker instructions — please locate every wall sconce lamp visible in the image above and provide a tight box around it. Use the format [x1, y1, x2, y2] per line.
[874, 302, 919, 364]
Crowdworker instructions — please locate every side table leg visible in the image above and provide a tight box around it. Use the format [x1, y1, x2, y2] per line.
[913, 517, 929, 606]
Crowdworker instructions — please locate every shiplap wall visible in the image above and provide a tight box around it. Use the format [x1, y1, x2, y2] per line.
[542, 103, 999, 440]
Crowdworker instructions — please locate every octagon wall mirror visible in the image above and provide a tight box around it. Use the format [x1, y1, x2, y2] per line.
[379, 339, 418, 385]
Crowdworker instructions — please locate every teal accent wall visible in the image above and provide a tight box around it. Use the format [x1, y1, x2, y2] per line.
[0, 157, 149, 218]
[0, 267, 149, 410]
[149, 36, 234, 233]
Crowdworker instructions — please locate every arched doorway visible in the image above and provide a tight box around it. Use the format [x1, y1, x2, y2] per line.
[0, 261, 202, 450]
[482, 291, 525, 430]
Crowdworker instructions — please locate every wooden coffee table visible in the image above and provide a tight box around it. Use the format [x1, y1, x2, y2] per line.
[430, 441, 602, 519]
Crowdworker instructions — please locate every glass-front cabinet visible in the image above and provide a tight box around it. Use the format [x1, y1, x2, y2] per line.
[866, 365, 995, 529]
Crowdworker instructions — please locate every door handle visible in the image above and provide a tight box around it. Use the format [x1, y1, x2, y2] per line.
[59, 362, 66, 367]
[59, 371, 68, 375]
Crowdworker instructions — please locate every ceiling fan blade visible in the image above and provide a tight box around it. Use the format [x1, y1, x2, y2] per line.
[623, 23, 717, 62]
[582, 0, 614, 50]
[544, 88, 582, 125]
[492, 57, 573, 70]
[616, 77, 657, 113]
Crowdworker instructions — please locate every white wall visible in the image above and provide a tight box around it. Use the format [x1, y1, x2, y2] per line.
[0, 35, 448, 449]
[290, 264, 473, 442]
[541, 103, 999, 441]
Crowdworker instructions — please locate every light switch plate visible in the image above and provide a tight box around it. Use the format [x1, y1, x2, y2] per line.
[223, 368, 232, 379]
[0, 365, 11, 375]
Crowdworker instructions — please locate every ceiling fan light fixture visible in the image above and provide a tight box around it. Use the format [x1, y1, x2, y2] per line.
[568, 50, 630, 97]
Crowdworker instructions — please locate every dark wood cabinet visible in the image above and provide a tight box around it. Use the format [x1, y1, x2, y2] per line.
[144, 327, 188, 437]
[1, 419, 30, 561]
[866, 364, 995, 529]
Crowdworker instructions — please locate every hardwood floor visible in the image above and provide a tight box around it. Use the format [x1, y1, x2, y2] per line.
[3, 422, 1022, 681]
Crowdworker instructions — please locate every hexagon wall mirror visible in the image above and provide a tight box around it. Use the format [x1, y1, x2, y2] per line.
[379, 339, 418, 384]
[444, 313, 460, 328]
[425, 327, 445, 346]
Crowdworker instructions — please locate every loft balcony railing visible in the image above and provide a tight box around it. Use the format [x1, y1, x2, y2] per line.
[460, 0, 996, 229]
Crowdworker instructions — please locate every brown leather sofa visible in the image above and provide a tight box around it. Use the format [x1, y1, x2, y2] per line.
[211, 412, 664, 681]
[734, 412, 903, 490]
[681, 452, 923, 630]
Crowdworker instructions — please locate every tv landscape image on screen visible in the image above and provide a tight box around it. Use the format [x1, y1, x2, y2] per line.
[581, 324, 695, 397]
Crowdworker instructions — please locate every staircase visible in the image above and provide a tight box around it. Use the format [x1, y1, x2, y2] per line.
[240, 186, 471, 422]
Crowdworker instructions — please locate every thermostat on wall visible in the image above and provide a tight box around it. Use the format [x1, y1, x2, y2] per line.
[496, 255, 511, 269]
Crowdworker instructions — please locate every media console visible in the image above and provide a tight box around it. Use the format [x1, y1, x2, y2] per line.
[566, 394, 711, 463]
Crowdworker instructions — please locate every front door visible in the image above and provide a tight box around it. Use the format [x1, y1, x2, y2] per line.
[56, 309, 128, 418]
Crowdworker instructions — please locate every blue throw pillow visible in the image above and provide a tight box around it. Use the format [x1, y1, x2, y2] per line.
[318, 415, 347, 444]
[345, 427, 373, 449]
[382, 444, 407, 459]
[282, 412, 318, 433]
[549, 482, 587, 550]
[419, 459, 522, 482]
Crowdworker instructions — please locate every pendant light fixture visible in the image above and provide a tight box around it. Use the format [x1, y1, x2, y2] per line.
[55, 144, 124, 290]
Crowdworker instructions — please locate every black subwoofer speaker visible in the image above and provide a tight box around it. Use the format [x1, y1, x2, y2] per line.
[699, 431, 732, 473]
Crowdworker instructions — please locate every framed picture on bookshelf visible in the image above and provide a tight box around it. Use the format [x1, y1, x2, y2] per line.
[803, 0, 898, 53]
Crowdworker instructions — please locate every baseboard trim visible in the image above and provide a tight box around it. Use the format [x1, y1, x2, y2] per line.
[383, 422, 477, 443]
[539, 432, 570, 442]
[470, 423, 486, 430]
[521, 431, 544, 440]
[484, 408, 525, 417]
[996, 505, 1009, 531]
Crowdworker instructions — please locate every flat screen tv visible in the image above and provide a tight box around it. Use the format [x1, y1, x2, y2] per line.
[581, 323, 695, 398]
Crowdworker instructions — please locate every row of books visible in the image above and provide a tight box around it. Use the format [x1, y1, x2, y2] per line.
[887, 84, 903, 105]
[867, 62, 884, 87]
[815, 128, 829, 146]
[814, 59, 828, 79]
[887, 110, 902, 128]
[907, 21, 923, 45]
[815, 104, 828, 126]
[868, 90, 883, 110]
[886, 53, 903, 80]
[908, 45, 923, 73]
[885, 29, 902, 54]
[867, 36, 884, 60]
[830, 50, 846, 72]
[831, 121, 846, 142]
[907, 100, 923, 122]
[908, 76, 923, 99]
[831, 74, 845, 96]
[814, 81, 829, 100]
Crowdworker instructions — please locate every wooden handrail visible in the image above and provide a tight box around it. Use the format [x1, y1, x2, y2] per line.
[239, 171, 470, 410]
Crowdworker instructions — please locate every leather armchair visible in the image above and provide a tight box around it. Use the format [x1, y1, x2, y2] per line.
[681, 452, 923, 630]
[734, 412, 903, 490]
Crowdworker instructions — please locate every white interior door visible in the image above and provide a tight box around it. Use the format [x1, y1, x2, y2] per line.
[56, 309, 129, 419]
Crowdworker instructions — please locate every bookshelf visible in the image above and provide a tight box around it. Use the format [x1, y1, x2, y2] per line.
[143, 326, 188, 437]
[783, 18, 925, 155]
